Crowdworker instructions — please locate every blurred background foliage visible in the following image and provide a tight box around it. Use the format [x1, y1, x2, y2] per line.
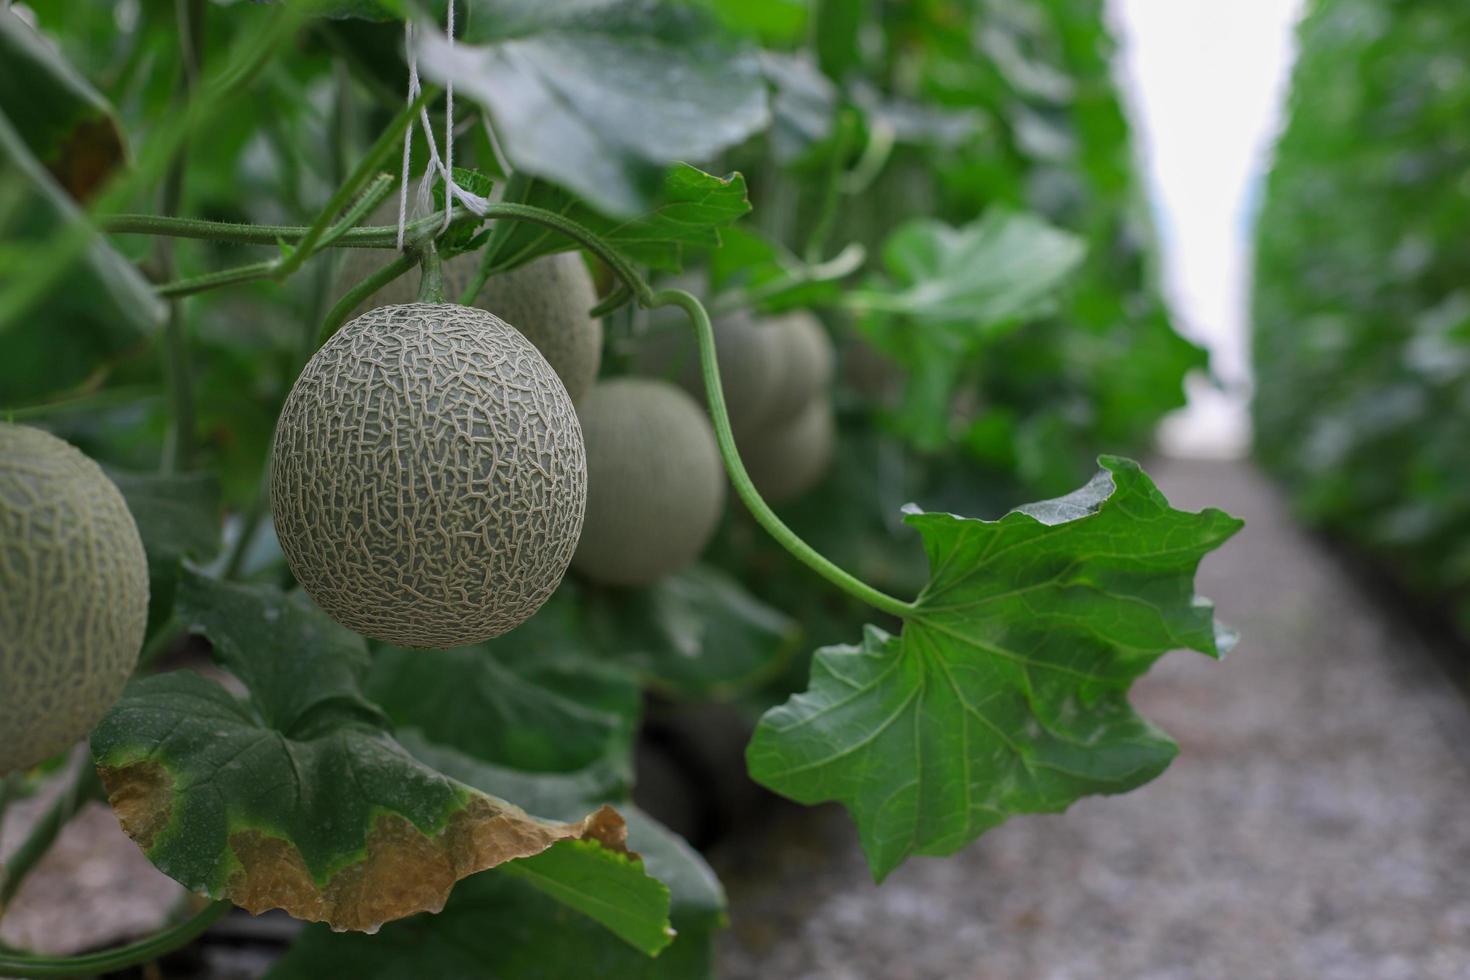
[1253, 0, 1470, 639]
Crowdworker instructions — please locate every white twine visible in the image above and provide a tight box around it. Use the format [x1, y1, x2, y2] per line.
[396, 4, 492, 253]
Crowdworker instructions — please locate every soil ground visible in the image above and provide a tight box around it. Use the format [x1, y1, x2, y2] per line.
[711, 459, 1470, 980]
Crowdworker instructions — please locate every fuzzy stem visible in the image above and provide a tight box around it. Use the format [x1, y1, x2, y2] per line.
[102, 210, 472, 249]
[417, 247, 445, 303]
[272, 88, 435, 280]
[650, 288, 916, 619]
[0, 901, 230, 978]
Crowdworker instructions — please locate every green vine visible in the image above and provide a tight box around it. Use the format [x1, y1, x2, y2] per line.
[0, 901, 229, 978]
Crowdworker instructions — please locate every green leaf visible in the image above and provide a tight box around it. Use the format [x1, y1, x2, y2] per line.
[268, 872, 714, 980]
[707, 225, 845, 313]
[505, 839, 673, 955]
[265, 739, 724, 977]
[761, 52, 838, 164]
[859, 208, 1085, 325]
[812, 0, 866, 80]
[366, 636, 641, 775]
[108, 469, 222, 639]
[0, 10, 126, 200]
[747, 457, 1243, 880]
[91, 572, 637, 933]
[416, 1, 769, 215]
[0, 112, 164, 402]
[108, 470, 222, 563]
[584, 564, 800, 699]
[405, 735, 724, 934]
[489, 164, 750, 274]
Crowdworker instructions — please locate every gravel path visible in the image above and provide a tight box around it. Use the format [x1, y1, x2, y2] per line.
[713, 459, 1470, 980]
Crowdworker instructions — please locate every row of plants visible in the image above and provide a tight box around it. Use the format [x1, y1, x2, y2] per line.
[0, 0, 1238, 976]
[1254, 0, 1470, 639]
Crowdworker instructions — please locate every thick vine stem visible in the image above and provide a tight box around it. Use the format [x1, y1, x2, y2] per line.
[0, 900, 229, 978]
[649, 288, 916, 620]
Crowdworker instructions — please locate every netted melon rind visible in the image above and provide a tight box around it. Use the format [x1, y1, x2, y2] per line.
[0, 424, 149, 775]
[271, 304, 586, 647]
[572, 378, 726, 587]
[446, 253, 604, 403]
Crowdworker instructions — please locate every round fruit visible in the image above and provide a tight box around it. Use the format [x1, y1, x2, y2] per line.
[761, 311, 836, 427]
[0, 424, 148, 775]
[739, 398, 836, 505]
[271, 304, 586, 648]
[446, 252, 603, 403]
[636, 308, 777, 438]
[572, 378, 726, 587]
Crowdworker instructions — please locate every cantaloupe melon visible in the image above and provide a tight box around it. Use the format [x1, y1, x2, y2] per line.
[271, 304, 586, 647]
[761, 311, 836, 427]
[446, 253, 603, 403]
[738, 397, 836, 505]
[571, 378, 726, 587]
[635, 307, 777, 438]
[0, 423, 148, 774]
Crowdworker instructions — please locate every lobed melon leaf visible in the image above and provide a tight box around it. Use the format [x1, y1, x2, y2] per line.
[747, 457, 1243, 880]
[91, 571, 659, 934]
[268, 737, 723, 977]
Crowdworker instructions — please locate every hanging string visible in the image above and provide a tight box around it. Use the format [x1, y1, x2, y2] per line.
[396, 3, 491, 254]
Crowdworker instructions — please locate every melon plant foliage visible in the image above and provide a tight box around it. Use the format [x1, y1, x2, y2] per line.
[0, 0, 1239, 977]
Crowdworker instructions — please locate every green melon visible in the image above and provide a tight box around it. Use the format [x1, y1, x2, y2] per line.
[271, 304, 586, 648]
[446, 253, 604, 403]
[761, 311, 836, 427]
[572, 378, 726, 587]
[0, 423, 148, 775]
[738, 397, 836, 505]
[635, 307, 777, 438]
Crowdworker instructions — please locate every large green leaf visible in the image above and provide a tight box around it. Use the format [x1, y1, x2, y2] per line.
[268, 739, 725, 978]
[109, 471, 222, 563]
[109, 470, 222, 639]
[583, 564, 801, 699]
[487, 164, 751, 274]
[747, 457, 1242, 880]
[0, 112, 163, 403]
[268, 871, 713, 980]
[0, 10, 125, 201]
[90, 572, 644, 933]
[416, 0, 769, 215]
[366, 636, 641, 775]
[856, 208, 1085, 325]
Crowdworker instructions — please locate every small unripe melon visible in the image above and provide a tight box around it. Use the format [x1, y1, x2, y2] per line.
[572, 378, 726, 587]
[446, 252, 604, 403]
[0, 424, 148, 774]
[761, 311, 836, 427]
[635, 308, 777, 438]
[271, 304, 586, 648]
[738, 397, 836, 505]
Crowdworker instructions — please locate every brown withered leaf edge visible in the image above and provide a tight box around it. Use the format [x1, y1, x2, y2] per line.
[99, 760, 632, 933]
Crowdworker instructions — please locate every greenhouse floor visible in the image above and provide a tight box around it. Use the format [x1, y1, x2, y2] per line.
[712, 459, 1470, 980]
